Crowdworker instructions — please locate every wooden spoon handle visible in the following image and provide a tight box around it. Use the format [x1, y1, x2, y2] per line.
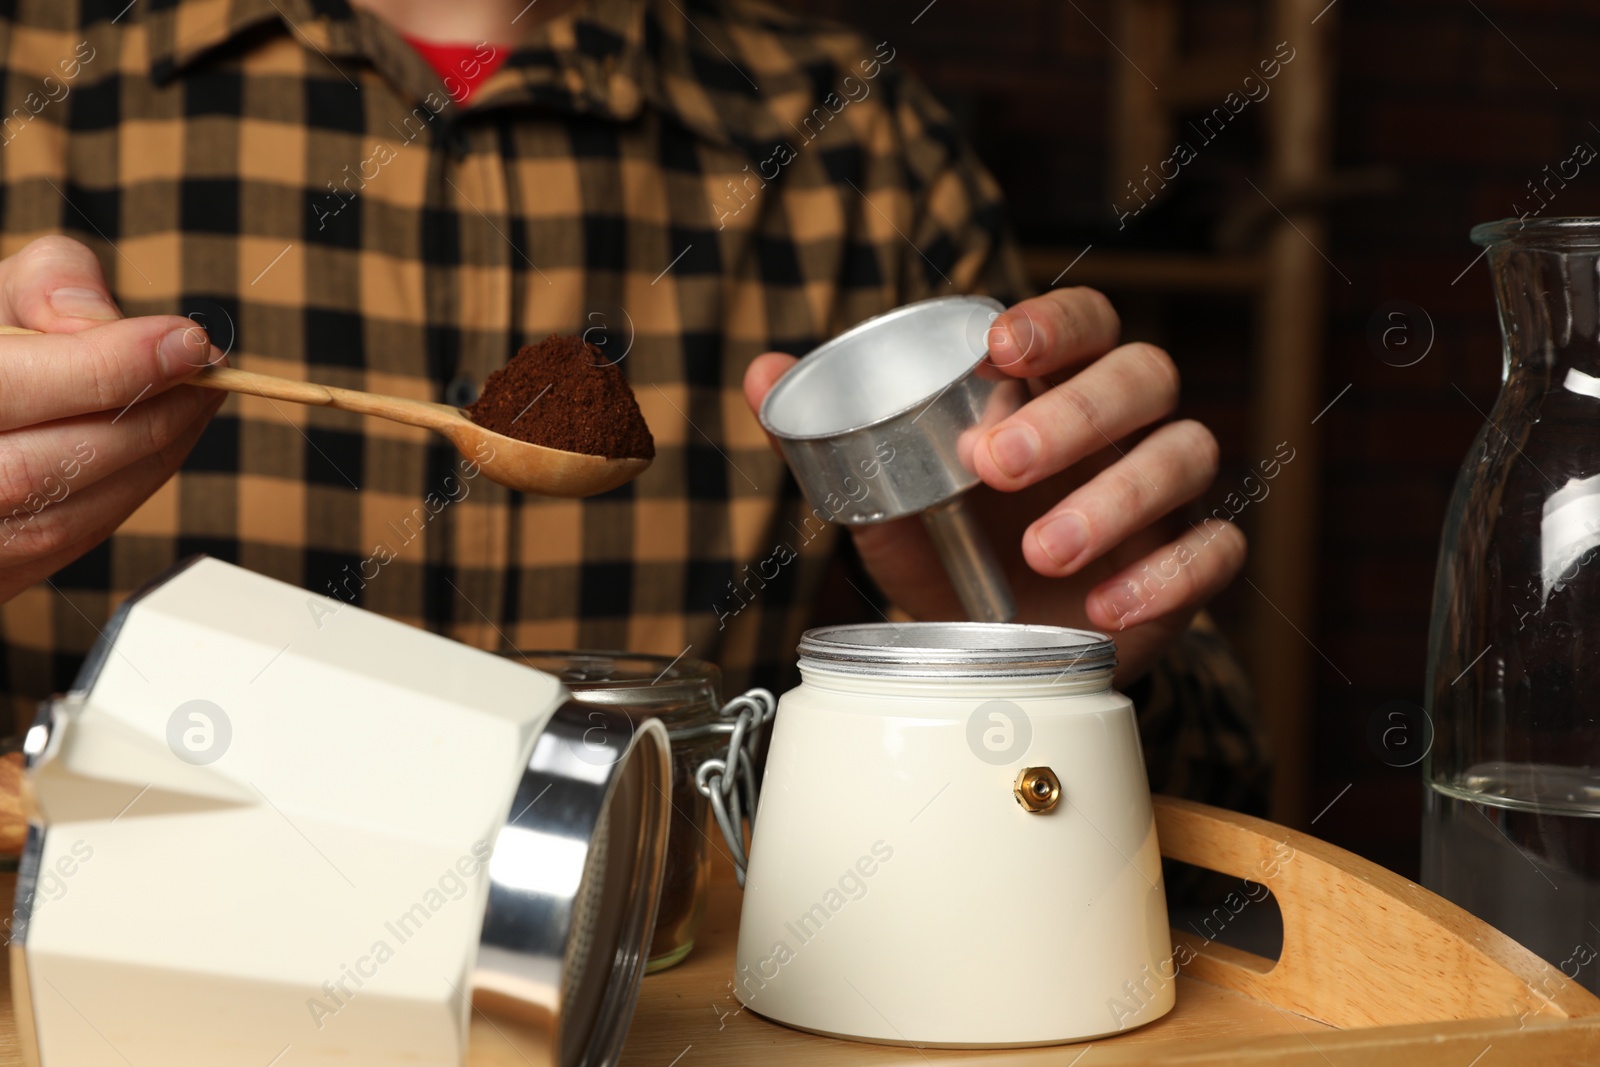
[185, 367, 465, 432]
[0, 325, 464, 434]
[190, 365, 334, 406]
[1, 325, 343, 412]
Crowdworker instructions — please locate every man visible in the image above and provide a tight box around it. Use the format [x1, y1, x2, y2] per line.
[0, 0, 1264, 809]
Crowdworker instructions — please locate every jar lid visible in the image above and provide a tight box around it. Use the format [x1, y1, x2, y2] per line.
[509, 650, 722, 734]
[797, 622, 1116, 678]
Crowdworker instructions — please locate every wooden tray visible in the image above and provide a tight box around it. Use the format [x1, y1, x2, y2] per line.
[592, 798, 1600, 1067]
[0, 790, 1594, 1065]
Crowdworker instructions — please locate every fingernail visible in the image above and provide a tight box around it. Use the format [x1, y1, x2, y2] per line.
[48, 287, 120, 321]
[1098, 581, 1147, 629]
[979, 316, 1017, 371]
[1036, 512, 1089, 568]
[987, 424, 1039, 478]
[987, 319, 1014, 360]
[159, 326, 210, 376]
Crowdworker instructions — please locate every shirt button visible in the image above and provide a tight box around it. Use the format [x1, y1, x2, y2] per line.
[444, 375, 479, 407]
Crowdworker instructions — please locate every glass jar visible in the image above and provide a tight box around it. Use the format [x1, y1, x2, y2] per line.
[513, 650, 722, 972]
[1422, 217, 1600, 992]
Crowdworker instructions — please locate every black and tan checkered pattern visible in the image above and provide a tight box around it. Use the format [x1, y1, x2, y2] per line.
[0, 0, 1022, 719]
[0, 0, 1267, 813]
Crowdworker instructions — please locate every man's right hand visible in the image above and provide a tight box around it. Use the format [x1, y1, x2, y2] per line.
[0, 236, 224, 604]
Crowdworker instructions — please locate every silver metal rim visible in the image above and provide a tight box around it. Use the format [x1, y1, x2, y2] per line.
[474, 703, 671, 1067]
[758, 295, 1005, 441]
[507, 649, 723, 739]
[797, 622, 1117, 678]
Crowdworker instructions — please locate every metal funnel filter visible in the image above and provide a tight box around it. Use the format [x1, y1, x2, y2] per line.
[758, 296, 1025, 622]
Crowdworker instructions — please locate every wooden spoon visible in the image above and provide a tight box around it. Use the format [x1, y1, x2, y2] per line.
[0, 326, 650, 497]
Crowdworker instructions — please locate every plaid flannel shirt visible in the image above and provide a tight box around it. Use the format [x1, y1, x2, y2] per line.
[0, 0, 1267, 812]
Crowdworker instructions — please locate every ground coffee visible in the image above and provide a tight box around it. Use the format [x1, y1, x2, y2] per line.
[466, 334, 654, 460]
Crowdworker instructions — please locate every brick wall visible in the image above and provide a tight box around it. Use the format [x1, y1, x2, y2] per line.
[801, 0, 1600, 876]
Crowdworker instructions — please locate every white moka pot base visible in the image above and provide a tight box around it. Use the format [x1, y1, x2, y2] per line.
[734, 629, 1174, 1048]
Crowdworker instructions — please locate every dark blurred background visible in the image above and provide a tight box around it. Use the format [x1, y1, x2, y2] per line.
[803, 0, 1600, 877]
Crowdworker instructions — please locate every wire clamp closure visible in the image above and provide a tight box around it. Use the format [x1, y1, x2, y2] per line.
[694, 688, 776, 887]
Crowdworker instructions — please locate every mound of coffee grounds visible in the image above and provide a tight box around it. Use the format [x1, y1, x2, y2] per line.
[466, 334, 654, 460]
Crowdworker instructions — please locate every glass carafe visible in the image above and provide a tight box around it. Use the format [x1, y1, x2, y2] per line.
[1422, 217, 1600, 993]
